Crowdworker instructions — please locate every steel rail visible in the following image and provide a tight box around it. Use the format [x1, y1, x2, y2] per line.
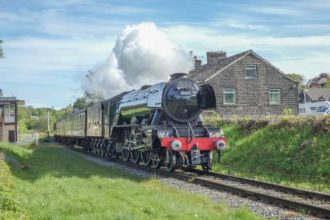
[191, 168, 330, 201]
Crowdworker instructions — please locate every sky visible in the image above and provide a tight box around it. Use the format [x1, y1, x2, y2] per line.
[0, 0, 329, 108]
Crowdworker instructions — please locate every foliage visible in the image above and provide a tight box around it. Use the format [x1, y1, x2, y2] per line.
[282, 107, 294, 115]
[324, 78, 330, 88]
[286, 73, 304, 83]
[73, 97, 94, 110]
[286, 73, 305, 91]
[18, 105, 72, 133]
[0, 143, 262, 220]
[202, 111, 222, 127]
[308, 73, 330, 88]
[209, 115, 330, 192]
[0, 151, 25, 219]
[18, 96, 95, 134]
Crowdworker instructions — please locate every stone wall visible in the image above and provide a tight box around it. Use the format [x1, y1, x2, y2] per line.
[207, 53, 299, 118]
[3, 124, 16, 142]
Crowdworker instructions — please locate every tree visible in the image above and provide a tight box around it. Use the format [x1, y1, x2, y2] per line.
[307, 73, 330, 88]
[324, 78, 330, 88]
[286, 73, 304, 83]
[286, 73, 305, 91]
[73, 97, 93, 110]
[0, 40, 3, 58]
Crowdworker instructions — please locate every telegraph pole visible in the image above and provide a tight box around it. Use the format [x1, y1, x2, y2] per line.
[47, 109, 50, 140]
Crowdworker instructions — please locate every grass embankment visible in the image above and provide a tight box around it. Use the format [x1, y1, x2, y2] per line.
[0, 143, 262, 220]
[0, 151, 24, 219]
[205, 114, 330, 192]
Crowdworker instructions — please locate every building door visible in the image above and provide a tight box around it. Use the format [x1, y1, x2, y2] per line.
[8, 130, 15, 142]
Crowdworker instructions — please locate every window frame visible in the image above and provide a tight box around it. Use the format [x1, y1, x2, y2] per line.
[269, 89, 281, 105]
[4, 104, 15, 124]
[223, 88, 236, 105]
[245, 64, 258, 79]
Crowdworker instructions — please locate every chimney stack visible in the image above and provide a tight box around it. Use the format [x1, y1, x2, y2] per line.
[0, 89, 3, 97]
[207, 51, 226, 65]
[193, 56, 202, 70]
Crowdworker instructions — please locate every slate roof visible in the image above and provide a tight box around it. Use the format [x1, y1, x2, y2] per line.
[187, 50, 252, 82]
[187, 49, 299, 83]
[306, 88, 330, 102]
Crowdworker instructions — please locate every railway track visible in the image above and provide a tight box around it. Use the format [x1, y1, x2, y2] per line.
[70, 146, 330, 219]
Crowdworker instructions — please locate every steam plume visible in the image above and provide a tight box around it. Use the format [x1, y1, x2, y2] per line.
[82, 22, 192, 99]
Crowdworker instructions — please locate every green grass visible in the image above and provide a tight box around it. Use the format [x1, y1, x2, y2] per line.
[0, 143, 262, 220]
[212, 122, 330, 193]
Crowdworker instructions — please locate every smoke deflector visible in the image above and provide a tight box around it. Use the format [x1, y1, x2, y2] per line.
[198, 84, 216, 109]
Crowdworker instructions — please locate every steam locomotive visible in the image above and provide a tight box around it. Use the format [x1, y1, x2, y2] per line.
[54, 73, 227, 171]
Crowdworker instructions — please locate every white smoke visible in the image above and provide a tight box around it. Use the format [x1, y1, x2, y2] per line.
[82, 22, 193, 99]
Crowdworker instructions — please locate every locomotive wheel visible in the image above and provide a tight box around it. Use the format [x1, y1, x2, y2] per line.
[101, 141, 107, 157]
[141, 151, 151, 166]
[165, 151, 176, 172]
[151, 152, 163, 169]
[122, 149, 130, 161]
[110, 142, 119, 159]
[130, 151, 140, 164]
[105, 142, 111, 158]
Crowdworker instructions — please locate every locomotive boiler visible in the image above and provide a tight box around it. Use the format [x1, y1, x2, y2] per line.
[55, 73, 227, 171]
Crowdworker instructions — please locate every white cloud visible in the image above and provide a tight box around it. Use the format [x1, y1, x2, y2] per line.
[164, 25, 330, 48]
[1, 0, 329, 107]
[248, 6, 303, 16]
[1, 37, 115, 74]
[163, 25, 330, 78]
[212, 19, 269, 31]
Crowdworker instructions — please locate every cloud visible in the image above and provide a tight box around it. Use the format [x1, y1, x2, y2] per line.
[1, 37, 115, 74]
[1, 0, 329, 108]
[82, 22, 193, 99]
[163, 25, 330, 78]
[248, 6, 303, 16]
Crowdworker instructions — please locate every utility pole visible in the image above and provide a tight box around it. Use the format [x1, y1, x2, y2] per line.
[47, 106, 54, 141]
[304, 88, 308, 114]
[47, 109, 50, 140]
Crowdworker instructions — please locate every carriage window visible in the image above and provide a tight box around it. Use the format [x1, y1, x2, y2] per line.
[245, 64, 258, 78]
[223, 89, 236, 105]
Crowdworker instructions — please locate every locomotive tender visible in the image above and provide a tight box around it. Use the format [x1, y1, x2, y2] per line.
[54, 73, 227, 171]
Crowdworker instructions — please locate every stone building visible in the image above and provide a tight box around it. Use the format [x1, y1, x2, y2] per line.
[188, 50, 299, 118]
[0, 89, 24, 142]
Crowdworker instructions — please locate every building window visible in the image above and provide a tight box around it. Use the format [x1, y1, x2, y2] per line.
[245, 64, 258, 78]
[223, 89, 236, 105]
[4, 104, 15, 123]
[269, 89, 281, 104]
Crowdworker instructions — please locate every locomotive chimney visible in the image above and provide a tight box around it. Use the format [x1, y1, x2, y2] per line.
[170, 73, 187, 81]
[206, 51, 226, 65]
